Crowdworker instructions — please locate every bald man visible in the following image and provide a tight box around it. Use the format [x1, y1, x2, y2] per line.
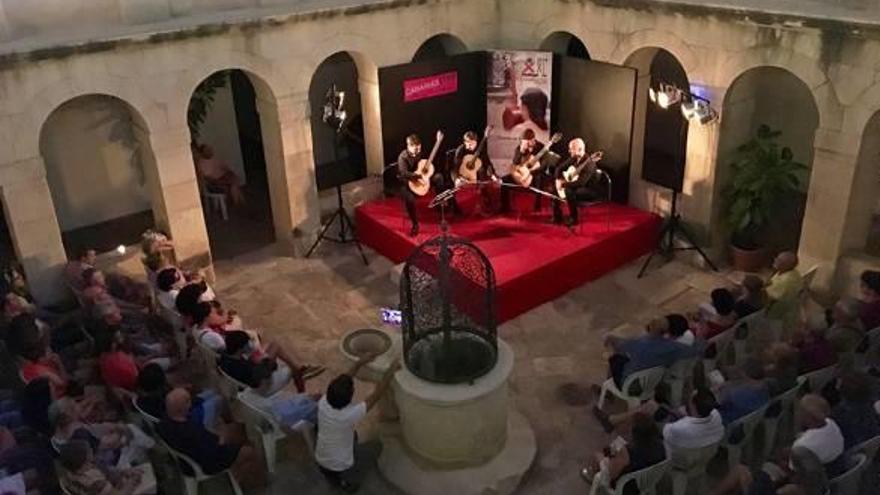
[792, 394, 845, 476]
[157, 388, 258, 479]
[553, 138, 604, 226]
[766, 251, 803, 320]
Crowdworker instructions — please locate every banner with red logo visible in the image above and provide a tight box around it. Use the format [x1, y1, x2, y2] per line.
[403, 71, 459, 103]
[485, 50, 553, 172]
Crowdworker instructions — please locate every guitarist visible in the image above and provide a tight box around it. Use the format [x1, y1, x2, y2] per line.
[397, 131, 443, 237]
[453, 130, 498, 211]
[500, 129, 545, 214]
[553, 138, 604, 226]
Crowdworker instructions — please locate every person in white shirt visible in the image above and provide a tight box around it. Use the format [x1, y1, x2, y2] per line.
[315, 352, 399, 492]
[191, 301, 244, 353]
[792, 394, 844, 470]
[663, 389, 725, 455]
[156, 267, 186, 311]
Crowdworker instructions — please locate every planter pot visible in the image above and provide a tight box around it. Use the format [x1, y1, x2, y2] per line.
[730, 244, 769, 272]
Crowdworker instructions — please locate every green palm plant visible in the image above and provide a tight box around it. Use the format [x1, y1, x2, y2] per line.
[724, 124, 807, 250]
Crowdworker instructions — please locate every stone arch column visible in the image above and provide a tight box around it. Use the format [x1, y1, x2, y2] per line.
[350, 52, 384, 176]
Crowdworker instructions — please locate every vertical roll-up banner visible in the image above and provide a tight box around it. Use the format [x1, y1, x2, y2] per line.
[486, 50, 553, 174]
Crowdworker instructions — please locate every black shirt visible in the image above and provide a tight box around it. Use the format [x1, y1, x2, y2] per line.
[397, 149, 422, 181]
[555, 153, 599, 185]
[511, 141, 545, 166]
[157, 416, 241, 474]
[219, 355, 259, 388]
[453, 143, 496, 178]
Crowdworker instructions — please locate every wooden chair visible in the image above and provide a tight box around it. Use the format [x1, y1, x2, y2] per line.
[598, 366, 667, 410]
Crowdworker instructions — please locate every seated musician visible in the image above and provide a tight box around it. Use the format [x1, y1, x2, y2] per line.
[397, 131, 443, 237]
[553, 138, 604, 226]
[452, 129, 498, 211]
[500, 129, 545, 214]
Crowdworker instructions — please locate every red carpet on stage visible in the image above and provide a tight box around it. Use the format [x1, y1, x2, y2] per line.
[356, 189, 660, 323]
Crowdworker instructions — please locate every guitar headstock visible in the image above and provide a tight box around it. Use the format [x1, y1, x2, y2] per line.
[484, 125, 494, 137]
[435, 130, 445, 142]
[591, 151, 605, 161]
[549, 132, 563, 144]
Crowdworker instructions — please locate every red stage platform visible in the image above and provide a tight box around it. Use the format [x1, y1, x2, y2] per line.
[356, 190, 660, 323]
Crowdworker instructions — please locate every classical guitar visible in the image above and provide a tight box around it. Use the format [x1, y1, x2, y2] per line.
[408, 130, 444, 196]
[457, 126, 493, 184]
[555, 151, 604, 199]
[509, 132, 563, 188]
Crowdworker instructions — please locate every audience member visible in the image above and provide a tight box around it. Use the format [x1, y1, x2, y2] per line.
[790, 328, 836, 374]
[135, 364, 225, 429]
[791, 394, 846, 477]
[764, 343, 800, 396]
[826, 297, 864, 358]
[665, 314, 694, 346]
[766, 252, 803, 321]
[663, 389, 725, 455]
[580, 413, 666, 495]
[64, 248, 97, 293]
[193, 144, 246, 205]
[694, 288, 738, 340]
[602, 318, 699, 391]
[192, 301, 242, 352]
[716, 357, 770, 424]
[157, 388, 260, 484]
[0, 424, 56, 494]
[830, 372, 880, 449]
[58, 439, 153, 495]
[711, 446, 828, 495]
[315, 354, 399, 492]
[156, 268, 185, 311]
[219, 331, 321, 395]
[96, 327, 172, 393]
[859, 270, 880, 331]
[734, 274, 767, 319]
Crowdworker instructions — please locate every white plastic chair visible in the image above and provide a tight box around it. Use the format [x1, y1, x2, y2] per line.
[236, 390, 316, 474]
[854, 325, 880, 371]
[198, 175, 229, 221]
[669, 442, 721, 495]
[799, 364, 838, 396]
[598, 366, 667, 410]
[704, 325, 738, 372]
[589, 458, 671, 495]
[829, 453, 868, 495]
[664, 357, 698, 408]
[722, 403, 769, 469]
[844, 433, 880, 462]
[158, 436, 243, 495]
[761, 378, 804, 459]
[158, 304, 188, 360]
[733, 309, 767, 364]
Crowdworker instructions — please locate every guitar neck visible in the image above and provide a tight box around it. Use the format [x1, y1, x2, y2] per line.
[426, 138, 443, 167]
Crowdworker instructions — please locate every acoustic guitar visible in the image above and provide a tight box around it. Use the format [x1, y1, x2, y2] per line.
[457, 126, 493, 184]
[555, 151, 604, 199]
[408, 130, 444, 196]
[509, 132, 563, 188]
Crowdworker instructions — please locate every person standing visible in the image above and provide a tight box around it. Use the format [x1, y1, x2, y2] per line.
[553, 138, 604, 226]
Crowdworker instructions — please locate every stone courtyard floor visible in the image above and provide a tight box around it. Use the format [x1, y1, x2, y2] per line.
[197, 241, 733, 495]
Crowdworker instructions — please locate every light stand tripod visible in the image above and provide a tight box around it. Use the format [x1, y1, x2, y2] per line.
[305, 183, 368, 264]
[637, 189, 717, 278]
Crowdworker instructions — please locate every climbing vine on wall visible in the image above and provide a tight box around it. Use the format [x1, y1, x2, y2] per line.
[187, 71, 230, 141]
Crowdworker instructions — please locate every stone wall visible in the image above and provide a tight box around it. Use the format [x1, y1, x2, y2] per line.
[2, 0, 880, 302]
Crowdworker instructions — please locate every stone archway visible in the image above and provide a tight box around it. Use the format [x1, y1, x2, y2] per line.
[841, 111, 880, 257]
[39, 94, 160, 257]
[187, 69, 288, 260]
[713, 66, 818, 253]
[412, 33, 468, 63]
[539, 31, 590, 59]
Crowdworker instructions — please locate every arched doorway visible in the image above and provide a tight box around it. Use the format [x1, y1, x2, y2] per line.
[714, 67, 818, 252]
[412, 33, 468, 62]
[625, 48, 690, 203]
[539, 31, 590, 59]
[39, 95, 159, 256]
[842, 111, 880, 257]
[187, 69, 281, 260]
[308, 52, 367, 193]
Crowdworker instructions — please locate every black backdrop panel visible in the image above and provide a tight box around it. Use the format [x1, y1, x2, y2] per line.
[641, 51, 690, 192]
[379, 52, 487, 168]
[555, 57, 637, 203]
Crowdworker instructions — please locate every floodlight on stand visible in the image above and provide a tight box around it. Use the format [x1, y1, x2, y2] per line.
[649, 87, 657, 103]
[322, 84, 347, 132]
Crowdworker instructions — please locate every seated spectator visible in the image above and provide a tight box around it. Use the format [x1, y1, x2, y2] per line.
[20, 378, 53, 436]
[734, 274, 767, 319]
[693, 288, 738, 340]
[58, 439, 153, 495]
[665, 314, 694, 346]
[135, 363, 225, 429]
[766, 251, 803, 321]
[764, 343, 800, 397]
[662, 389, 725, 456]
[174, 282, 214, 328]
[96, 328, 172, 393]
[859, 270, 880, 331]
[826, 297, 864, 358]
[141, 230, 175, 287]
[711, 446, 827, 495]
[239, 363, 320, 428]
[64, 248, 97, 293]
[157, 388, 260, 483]
[155, 268, 186, 312]
[219, 331, 322, 395]
[602, 318, 699, 391]
[192, 301, 242, 352]
[716, 357, 770, 425]
[50, 397, 153, 469]
[791, 328, 836, 374]
[830, 372, 880, 449]
[791, 394, 846, 477]
[0, 424, 56, 495]
[580, 413, 666, 495]
[193, 144, 246, 206]
[315, 354, 399, 492]
[17, 332, 72, 399]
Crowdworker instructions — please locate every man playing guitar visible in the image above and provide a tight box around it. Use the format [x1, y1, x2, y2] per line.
[500, 128, 545, 214]
[553, 138, 604, 226]
[397, 131, 443, 237]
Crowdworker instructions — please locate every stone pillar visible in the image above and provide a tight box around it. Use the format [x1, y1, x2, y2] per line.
[0, 157, 68, 304]
[272, 94, 321, 253]
[797, 128, 861, 294]
[148, 127, 213, 278]
[0, 1, 10, 41]
[359, 76, 385, 176]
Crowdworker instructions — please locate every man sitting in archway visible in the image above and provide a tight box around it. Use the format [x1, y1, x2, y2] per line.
[193, 143, 246, 206]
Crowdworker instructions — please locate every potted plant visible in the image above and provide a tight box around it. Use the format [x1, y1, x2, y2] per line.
[724, 124, 807, 271]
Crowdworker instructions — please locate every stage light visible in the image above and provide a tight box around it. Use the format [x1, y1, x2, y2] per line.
[681, 98, 717, 125]
[322, 84, 347, 132]
[649, 87, 657, 103]
[116, 245, 126, 255]
[658, 85, 681, 109]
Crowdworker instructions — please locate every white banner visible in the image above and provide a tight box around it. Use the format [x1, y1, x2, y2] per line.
[486, 50, 553, 174]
